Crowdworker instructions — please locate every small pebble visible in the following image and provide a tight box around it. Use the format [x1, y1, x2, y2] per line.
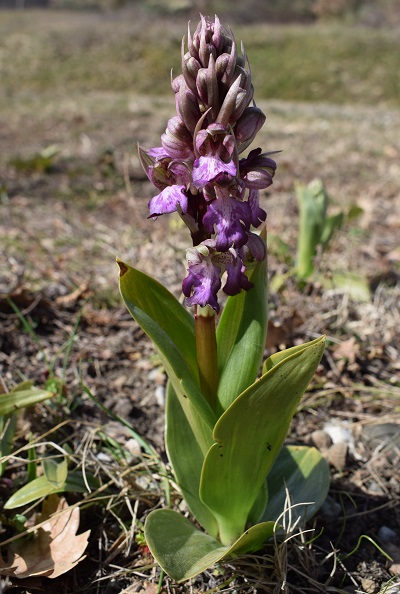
[324, 442, 348, 470]
[125, 438, 142, 458]
[360, 577, 377, 594]
[378, 526, 398, 544]
[155, 384, 166, 407]
[311, 429, 332, 451]
[320, 495, 342, 521]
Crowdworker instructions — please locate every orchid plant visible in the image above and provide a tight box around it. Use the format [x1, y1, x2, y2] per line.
[118, 15, 330, 583]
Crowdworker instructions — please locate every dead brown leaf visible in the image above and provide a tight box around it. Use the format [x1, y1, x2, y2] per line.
[332, 336, 360, 364]
[0, 495, 90, 580]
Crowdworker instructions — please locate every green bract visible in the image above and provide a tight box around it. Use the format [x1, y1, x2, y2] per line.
[119, 259, 330, 582]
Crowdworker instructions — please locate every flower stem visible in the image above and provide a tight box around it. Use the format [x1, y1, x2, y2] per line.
[194, 305, 219, 412]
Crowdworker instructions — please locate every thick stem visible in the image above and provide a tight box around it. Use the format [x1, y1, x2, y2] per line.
[194, 305, 219, 412]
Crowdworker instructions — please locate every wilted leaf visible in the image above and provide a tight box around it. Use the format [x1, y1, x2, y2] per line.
[0, 495, 90, 579]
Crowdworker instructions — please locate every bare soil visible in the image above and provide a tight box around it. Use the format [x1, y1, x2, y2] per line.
[1, 87, 400, 592]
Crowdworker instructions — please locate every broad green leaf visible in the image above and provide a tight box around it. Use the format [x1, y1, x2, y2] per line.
[216, 256, 267, 410]
[263, 336, 324, 374]
[262, 445, 330, 523]
[42, 458, 68, 489]
[165, 382, 218, 537]
[247, 480, 268, 525]
[200, 336, 325, 546]
[0, 386, 54, 416]
[118, 260, 215, 453]
[4, 471, 100, 509]
[145, 508, 275, 583]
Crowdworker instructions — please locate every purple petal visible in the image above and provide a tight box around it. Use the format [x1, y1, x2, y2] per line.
[248, 189, 267, 227]
[182, 258, 221, 312]
[202, 189, 251, 251]
[148, 185, 188, 217]
[192, 155, 236, 189]
[148, 146, 168, 159]
[223, 255, 253, 296]
[239, 149, 277, 190]
[246, 232, 267, 261]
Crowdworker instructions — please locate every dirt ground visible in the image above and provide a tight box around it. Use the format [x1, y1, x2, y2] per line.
[1, 69, 400, 594]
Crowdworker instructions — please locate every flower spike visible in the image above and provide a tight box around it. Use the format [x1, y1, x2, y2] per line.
[138, 15, 277, 310]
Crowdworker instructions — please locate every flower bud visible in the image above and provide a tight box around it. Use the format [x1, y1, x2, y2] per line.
[181, 40, 200, 93]
[161, 116, 193, 160]
[174, 78, 202, 134]
[234, 107, 266, 154]
[239, 148, 277, 190]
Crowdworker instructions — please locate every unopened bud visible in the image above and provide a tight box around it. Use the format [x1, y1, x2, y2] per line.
[175, 79, 202, 134]
[161, 116, 193, 160]
[235, 107, 266, 154]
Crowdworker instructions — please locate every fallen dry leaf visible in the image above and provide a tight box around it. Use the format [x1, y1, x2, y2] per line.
[332, 336, 360, 364]
[0, 495, 90, 580]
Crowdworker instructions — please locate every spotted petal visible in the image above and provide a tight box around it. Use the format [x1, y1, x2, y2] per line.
[192, 156, 236, 189]
[248, 189, 267, 228]
[223, 254, 253, 296]
[148, 185, 188, 218]
[202, 190, 251, 251]
[182, 255, 221, 312]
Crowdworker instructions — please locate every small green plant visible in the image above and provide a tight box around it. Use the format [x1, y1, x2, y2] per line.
[295, 179, 370, 300]
[0, 381, 54, 477]
[118, 16, 330, 583]
[296, 178, 345, 280]
[9, 144, 61, 174]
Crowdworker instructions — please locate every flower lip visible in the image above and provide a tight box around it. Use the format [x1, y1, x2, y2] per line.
[192, 155, 236, 189]
[182, 245, 222, 312]
[148, 185, 188, 218]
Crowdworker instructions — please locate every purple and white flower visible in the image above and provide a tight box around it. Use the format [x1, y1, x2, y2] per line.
[138, 15, 277, 310]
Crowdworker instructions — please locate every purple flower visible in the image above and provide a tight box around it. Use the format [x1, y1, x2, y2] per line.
[202, 187, 252, 251]
[192, 155, 236, 189]
[223, 251, 253, 296]
[192, 123, 236, 188]
[239, 148, 276, 190]
[182, 245, 222, 312]
[137, 15, 277, 310]
[246, 232, 267, 261]
[248, 189, 267, 228]
[148, 185, 188, 218]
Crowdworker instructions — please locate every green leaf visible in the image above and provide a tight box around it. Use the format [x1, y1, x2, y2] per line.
[4, 471, 100, 509]
[216, 256, 268, 410]
[296, 179, 328, 279]
[262, 445, 330, 523]
[320, 212, 344, 247]
[331, 272, 371, 303]
[262, 336, 324, 374]
[27, 441, 37, 483]
[247, 480, 268, 525]
[200, 336, 325, 545]
[42, 458, 68, 489]
[0, 385, 54, 416]
[118, 260, 215, 453]
[0, 413, 17, 477]
[347, 204, 364, 220]
[165, 382, 218, 537]
[144, 508, 275, 583]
